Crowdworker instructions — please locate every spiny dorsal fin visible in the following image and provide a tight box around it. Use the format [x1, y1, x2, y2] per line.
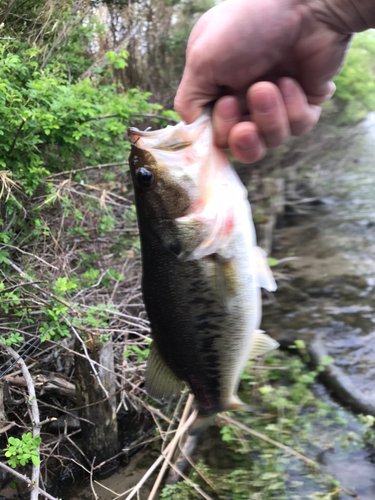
[249, 330, 279, 360]
[146, 342, 185, 402]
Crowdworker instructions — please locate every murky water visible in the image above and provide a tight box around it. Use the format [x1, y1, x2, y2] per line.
[264, 113, 375, 411]
[260, 112, 375, 498]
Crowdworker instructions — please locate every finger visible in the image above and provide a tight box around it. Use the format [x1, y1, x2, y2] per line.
[248, 82, 290, 148]
[305, 81, 336, 106]
[228, 122, 265, 164]
[278, 78, 322, 136]
[174, 44, 216, 124]
[212, 96, 242, 149]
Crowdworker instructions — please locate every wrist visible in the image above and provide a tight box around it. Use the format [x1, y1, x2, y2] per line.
[307, 0, 375, 33]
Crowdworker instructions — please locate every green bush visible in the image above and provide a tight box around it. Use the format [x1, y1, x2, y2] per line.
[334, 31, 375, 122]
[0, 41, 158, 202]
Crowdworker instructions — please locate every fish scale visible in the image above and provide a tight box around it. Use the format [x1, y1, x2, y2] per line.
[128, 113, 278, 428]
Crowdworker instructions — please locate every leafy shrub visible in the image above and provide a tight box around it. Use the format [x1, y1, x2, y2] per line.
[0, 41, 158, 203]
[4, 433, 41, 468]
[334, 31, 375, 122]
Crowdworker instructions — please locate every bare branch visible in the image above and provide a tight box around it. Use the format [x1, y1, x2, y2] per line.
[45, 161, 129, 179]
[40, 0, 86, 70]
[0, 461, 59, 500]
[80, 113, 178, 124]
[6, 259, 77, 312]
[117, 404, 197, 500]
[1, 244, 59, 270]
[1, 344, 41, 500]
[133, 113, 178, 124]
[9, 117, 26, 154]
[147, 394, 194, 500]
[79, 27, 140, 80]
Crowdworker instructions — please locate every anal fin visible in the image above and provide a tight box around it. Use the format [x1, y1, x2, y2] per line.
[146, 342, 185, 402]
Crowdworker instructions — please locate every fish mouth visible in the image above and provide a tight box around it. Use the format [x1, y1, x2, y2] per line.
[128, 114, 210, 152]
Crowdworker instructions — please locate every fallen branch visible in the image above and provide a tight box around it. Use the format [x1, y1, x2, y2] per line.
[0, 461, 59, 500]
[1, 344, 41, 500]
[220, 416, 358, 498]
[45, 161, 129, 179]
[1, 244, 58, 270]
[3, 372, 76, 401]
[221, 415, 317, 468]
[148, 394, 194, 500]
[117, 405, 197, 500]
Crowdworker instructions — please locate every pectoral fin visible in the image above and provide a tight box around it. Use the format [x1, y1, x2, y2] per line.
[253, 246, 277, 292]
[213, 255, 237, 312]
[146, 343, 185, 401]
[249, 330, 279, 360]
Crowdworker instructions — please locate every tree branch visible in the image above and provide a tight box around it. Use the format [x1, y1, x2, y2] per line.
[0, 461, 59, 500]
[45, 161, 129, 179]
[80, 113, 178, 124]
[1, 344, 41, 500]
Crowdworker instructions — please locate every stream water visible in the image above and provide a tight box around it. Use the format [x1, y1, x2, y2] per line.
[263, 113, 375, 412]
[260, 112, 375, 499]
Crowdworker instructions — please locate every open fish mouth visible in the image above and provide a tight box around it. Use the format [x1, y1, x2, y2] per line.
[128, 114, 210, 153]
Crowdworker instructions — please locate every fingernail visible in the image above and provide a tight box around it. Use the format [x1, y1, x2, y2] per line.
[280, 79, 295, 101]
[327, 81, 336, 97]
[253, 91, 274, 113]
[237, 132, 257, 150]
[218, 97, 237, 121]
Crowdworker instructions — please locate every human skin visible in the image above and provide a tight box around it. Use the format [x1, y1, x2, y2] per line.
[175, 0, 375, 163]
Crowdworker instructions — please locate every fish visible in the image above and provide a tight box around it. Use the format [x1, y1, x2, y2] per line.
[128, 113, 278, 430]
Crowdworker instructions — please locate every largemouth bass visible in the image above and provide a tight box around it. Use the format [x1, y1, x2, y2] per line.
[128, 114, 278, 428]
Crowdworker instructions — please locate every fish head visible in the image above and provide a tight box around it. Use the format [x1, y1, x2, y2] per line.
[128, 115, 249, 260]
[128, 118, 211, 222]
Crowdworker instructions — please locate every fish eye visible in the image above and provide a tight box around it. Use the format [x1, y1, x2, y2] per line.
[135, 167, 155, 189]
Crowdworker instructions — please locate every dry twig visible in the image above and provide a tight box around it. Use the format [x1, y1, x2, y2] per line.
[46, 161, 129, 179]
[0, 461, 59, 500]
[147, 394, 194, 500]
[1, 344, 41, 500]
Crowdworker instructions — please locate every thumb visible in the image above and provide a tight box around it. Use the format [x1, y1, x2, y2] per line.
[174, 63, 217, 124]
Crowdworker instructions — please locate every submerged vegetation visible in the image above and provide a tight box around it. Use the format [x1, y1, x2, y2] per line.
[1, 0, 375, 498]
[160, 344, 375, 500]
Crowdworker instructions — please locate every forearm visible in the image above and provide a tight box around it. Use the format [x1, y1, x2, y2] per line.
[309, 0, 375, 32]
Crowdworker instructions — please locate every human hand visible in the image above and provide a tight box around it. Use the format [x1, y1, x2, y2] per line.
[174, 0, 373, 163]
